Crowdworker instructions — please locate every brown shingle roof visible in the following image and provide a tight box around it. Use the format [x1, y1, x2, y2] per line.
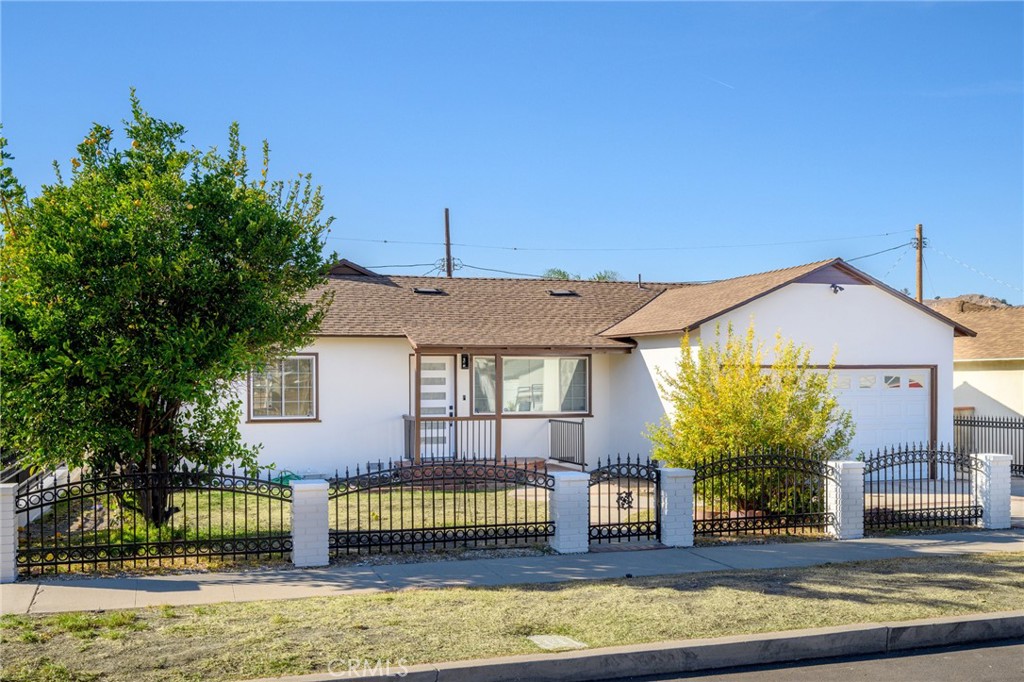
[600, 260, 836, 337]
[310, 275, 670, 349]
[940, 308, 1024, 360]
[310, 258, 973, 348]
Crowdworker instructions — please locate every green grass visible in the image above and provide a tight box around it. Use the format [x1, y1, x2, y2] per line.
[2, 552, 1023, 682]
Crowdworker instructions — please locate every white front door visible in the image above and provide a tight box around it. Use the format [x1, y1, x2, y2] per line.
[830, 368, 932, 456]
[419, 357, 455, 459]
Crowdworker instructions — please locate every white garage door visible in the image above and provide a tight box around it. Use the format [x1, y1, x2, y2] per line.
[830, 368, 932, 457]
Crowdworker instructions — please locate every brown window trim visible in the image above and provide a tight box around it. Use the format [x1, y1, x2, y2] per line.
[246, 352, 320, 423]
[469, 353, 592, 417]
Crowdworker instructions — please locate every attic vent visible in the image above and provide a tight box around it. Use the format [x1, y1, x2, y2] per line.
[548, 289, 579, 297]
[413, 287, 445, 295]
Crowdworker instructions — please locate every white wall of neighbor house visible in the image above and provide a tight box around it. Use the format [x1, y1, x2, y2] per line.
[953, 361, 1024, 417]
[238, 337, 413, 475]
[606, 282, 956, 458]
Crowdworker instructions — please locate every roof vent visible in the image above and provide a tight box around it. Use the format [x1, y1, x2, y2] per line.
[413, 287, 446, 295]
[548, 289, 579, 297]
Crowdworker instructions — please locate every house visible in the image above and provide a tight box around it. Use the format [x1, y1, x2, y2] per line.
[236, 258, 973, 474]
[925, 301, 1023, 418]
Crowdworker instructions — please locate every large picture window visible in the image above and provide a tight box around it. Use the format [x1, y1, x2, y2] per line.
[473, 356, 588, 415]
[250, 355, 318, 420]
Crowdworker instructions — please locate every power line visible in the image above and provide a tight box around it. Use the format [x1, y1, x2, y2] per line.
[326, 229, 915, 253]
[933, 248, 1023, 293]
[882, 247, 911, 280]
[364, 263, 436, 269]
[845, 242, 912, 262]
[459, 263, 548, 278]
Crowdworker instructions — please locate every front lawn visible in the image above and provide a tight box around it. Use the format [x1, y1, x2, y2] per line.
[3, 552, 1023, 681]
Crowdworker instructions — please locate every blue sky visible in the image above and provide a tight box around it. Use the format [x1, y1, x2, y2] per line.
[2, 2, 1021, 302]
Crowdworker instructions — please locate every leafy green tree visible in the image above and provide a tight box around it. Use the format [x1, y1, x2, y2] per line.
[646, 322, 854, 512]
[542, 267, 620, 281]
[0, 94, 333, 525]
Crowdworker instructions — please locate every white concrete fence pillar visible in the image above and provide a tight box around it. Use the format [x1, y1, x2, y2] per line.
[550, 471, 590, 554]
[826, 460, 865, 540]
[290, 479, 329, 567]
[0, 483, 18, 583]
[975, 453, 1012, 530]
[658, 467, 694, 548]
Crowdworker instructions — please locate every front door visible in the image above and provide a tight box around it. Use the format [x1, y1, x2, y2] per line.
[419, 357, 455, 459]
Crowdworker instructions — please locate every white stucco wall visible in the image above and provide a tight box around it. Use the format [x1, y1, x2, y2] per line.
[237, 337, 413, 475]
[606, 282, 956, 458]
[953, 361, 1024, 417]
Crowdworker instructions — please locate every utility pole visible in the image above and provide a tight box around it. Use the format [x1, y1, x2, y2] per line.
[915, 223, 924, 302]
[444, 208, 453, 278]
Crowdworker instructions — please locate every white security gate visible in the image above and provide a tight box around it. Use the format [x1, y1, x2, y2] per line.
[830, 368, 932, 454]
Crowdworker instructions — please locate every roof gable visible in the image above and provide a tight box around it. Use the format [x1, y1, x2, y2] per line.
[600, 259, 974, 338]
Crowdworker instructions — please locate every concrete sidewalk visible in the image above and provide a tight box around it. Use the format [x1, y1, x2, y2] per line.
[2, 528, 1023, 615]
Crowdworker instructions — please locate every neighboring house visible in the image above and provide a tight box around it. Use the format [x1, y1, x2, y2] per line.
[926, 302, 1023, 418]
[236, 258, 973, 474]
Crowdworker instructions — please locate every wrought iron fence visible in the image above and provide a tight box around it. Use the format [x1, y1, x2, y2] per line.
[549, 419, 585, 468]
[863, 444, 982, 532]
[954, 415, 1024, 477]
[16, 466, 292, 575]
[588, 455, 660, 544]
[328, 459, 554, 555]
[693, 449, 836, 537]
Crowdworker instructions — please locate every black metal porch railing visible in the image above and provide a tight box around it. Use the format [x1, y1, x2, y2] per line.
[549, 419, 585, 468]
[954, 415, 1024, 477]
[403, 415, 497, 461]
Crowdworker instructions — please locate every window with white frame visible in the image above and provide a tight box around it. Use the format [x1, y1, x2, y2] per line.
[473, 356, 588, 415]
[250, 356, 317, 420]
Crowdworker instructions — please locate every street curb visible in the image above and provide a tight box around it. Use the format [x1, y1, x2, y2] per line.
[249, 610, 1024, 682]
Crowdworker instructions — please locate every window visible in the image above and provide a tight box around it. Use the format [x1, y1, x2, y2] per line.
[473, 356, 588, 415]
[859, 375, 876, 389]
[884, 375, 901, 390]
[250, 356, 317, 420]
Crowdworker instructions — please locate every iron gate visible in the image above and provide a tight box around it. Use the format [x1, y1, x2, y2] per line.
[863, 445, 983, 532]
[588, 455, 660, 544]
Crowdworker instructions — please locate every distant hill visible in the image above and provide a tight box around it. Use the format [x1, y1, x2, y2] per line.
[925, 294, 1014, 314]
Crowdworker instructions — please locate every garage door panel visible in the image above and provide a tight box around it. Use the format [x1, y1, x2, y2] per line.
[829, 368, 932, 456]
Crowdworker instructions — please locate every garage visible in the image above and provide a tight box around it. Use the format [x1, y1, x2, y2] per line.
[830, 367, 934, 457]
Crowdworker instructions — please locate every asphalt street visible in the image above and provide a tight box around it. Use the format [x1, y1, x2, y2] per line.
[631, 640, 1024, 682]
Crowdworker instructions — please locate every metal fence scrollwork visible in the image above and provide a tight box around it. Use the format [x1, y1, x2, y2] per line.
[16, 467, 293, 575]
[328, 460, 555, 555]
[692, 449, 836, 538]
[588, 455, 661, 544]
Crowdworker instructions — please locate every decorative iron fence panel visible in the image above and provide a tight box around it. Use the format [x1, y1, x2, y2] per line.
[693, 450, 836, 537]
[954, 415, 1024, 477]
[328, 460, 554, 555]
[863, 444, 982, 532]
[16, 467, 292, 576]
[549, 419, 585, 468]
[588, 455, 660, 544]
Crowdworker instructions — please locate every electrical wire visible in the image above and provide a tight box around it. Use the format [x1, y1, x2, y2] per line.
[882, 247, 911, 280]
[326, 229, 916, 253]
[364, 263, 436, 269]
[458, 262, 552, 278]
[845, 242, 912, 262]
[933, 248, 1023, 293]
